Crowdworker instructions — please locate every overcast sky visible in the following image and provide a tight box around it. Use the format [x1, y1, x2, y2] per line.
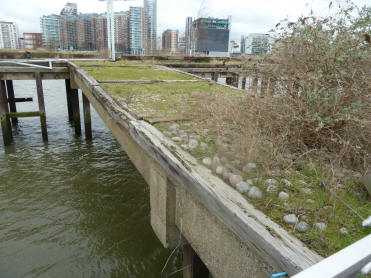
[0, 0, 369, 42]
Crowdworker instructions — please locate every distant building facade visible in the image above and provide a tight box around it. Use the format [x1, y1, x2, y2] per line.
[241, 33, 273, 55]
[162, 29, 178, 53]
[191, 17, 230, 57]
[178, 36, 186, 53]
[144, 0, 157, 53]
[0, 21, 20, 49]
[40, 1, 156, 54]
[23, 33, 43, 49]
[129, 7, 146, 55]
[185, 17, 192, 55]
[40, 14, 60, 49]
[229, 40, 239, 54]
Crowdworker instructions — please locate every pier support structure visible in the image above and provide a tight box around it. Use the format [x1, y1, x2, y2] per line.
[183, 243, 210, 278]
[82, 93, 92, 140]
[65, 79, 74, 123]
[0, 80, 12, 145]
[71, 88, 81, 136]
[241, 76, 246, 90]
[6, 80, 17, 124]
[211, 72, 219, 82]
[35, 72, 48, 141]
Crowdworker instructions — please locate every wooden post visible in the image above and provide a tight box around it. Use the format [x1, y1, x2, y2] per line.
[261, 78, 268, 96]
[252, 76, 258, 94]
[226, 76, 233, 85]
[65, 79, 74, 122]
[183, 243, 210, 278]
[35, 72, 48, 141]
[211, 72, 218, 82]
[241, 76, 246, 90]
[71, 88, 81, 136]
[232, 74, 239, 88]
[6, 80, 17, 124]
[82, 93, 92, 140]
[268, 78, 276, 95]
[0, 80, 12, 146]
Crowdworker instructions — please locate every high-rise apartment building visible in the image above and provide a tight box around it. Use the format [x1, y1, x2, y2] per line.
[185, 17, 192, 55]
[241, 33, 273, 55]
[40, 14, 60, 49]
[162, 29, 178, 53]
[23, 33, 43, 50]
[192, 17, 230, 57]
[0, 21, 20, 49]
[144, 0, 157, 53]
[129, 7, 146, 55]
[60, 2, 78, 16]
[115, 12, 130, 53]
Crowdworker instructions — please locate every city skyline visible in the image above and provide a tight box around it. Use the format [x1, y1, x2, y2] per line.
[1, 0, 369, 42]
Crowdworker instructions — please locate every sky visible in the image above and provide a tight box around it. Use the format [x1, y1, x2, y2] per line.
[0, 0, 369, 42]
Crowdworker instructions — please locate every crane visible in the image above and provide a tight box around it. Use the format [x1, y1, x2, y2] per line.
[98, 0, 136, 61]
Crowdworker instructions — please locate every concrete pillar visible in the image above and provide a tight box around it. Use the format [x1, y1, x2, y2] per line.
[232, 74, 239, 88]
[71, 88, 81, 136]
[211, 72, 219, 82]
[65, 79, 74, 123]
[149, 162, 178, 248]
[82, 93, 92, 140]
[252, 76, 258, 94]
[261, 78, 268, 96]
[241, 76, 246, 90]
[226, 76, 233, 86]
[268, 78, 276, 95]
[183, 243, 210, 278]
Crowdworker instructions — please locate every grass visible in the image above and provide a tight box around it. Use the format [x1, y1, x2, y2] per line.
[81, 65, 195, 81]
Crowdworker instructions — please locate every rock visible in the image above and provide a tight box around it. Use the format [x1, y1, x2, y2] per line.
[245, 179, 254, 186]
[362, 215, 371, 228]
[300, 188, 313, 195]
[163, 131, 172, 137]
[181, 144, 190, 150]
[339, 227, 349, 235]
[169, 123, 180, 131]
[266, 184, 278, 193]
[172, 137, 182, 142]
[298, 180, 307, 186]
[278, 191, 289, 200]
[229, 175, 243, 186]
[216, 166, 225, 176]
[281, 179, 292, 187]
[212, 156, 221, 169]
[314, 222, 327, 231]
[242, 163, 257, 172]
[300, 215, 308, 221]
[296, 222, 310, 233]
[202, 157, 212, 167]
[306, 199, 315, 204]
[361, 174, 371, 197]
[283, 214, 297, 225]
[222, 170, 231, 180]
[188, 139, 198, 150]
[265, 179, 277, 186]
[236, 181, 251, 193]
[248, 186, 263, 199]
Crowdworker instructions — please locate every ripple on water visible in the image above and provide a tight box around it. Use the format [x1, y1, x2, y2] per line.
[0, 80, 181, 277]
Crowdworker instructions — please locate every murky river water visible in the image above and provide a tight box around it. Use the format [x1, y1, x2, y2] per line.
[0, 80, 180, 277]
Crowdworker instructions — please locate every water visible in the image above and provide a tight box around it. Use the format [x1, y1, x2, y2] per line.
[0, 80, 180, 277]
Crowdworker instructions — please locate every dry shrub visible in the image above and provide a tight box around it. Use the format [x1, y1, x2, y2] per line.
[211, 2, 371, 172]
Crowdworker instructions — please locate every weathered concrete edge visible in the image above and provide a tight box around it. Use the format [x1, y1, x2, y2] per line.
[69, 62, 323, 275]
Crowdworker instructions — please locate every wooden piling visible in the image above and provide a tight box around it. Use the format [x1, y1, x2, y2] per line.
[82, 93, 92, 140]
[232, 74, 239, 88]
[252, 76, 258, 94]
[268, 78, 276, 95]
[241, 76, 246, 90]
[226, 76, 233, 86]
[261, 78, 268, 96]
[6, 80, 17, 124]
[211, 72, 219, 82]
[65, 79, 74, 122]
[183, 243, 210, 278]
[35, 72, 48, 141]
[71, 88, 81, 136]
[0, 80, 12, 145]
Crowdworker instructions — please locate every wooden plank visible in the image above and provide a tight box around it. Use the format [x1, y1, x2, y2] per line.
[69, 62, 323, 276]
[8, 111, 42, 118]
[8, 97, 33, 103]
[82, 93, 92, 140]
[0, 80, 12, 145]
[6, 80, 17, 124]
[35, 72, 48, 141]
